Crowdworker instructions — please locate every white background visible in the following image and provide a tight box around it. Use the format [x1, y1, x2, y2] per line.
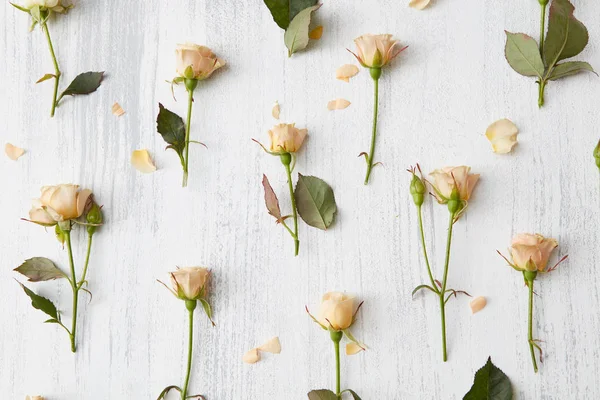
[1, 0, 599, 399]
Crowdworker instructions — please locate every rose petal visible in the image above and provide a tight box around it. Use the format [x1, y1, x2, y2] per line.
[336, 64, 359, 82]
[5, 143, 25, 160]
[327, 99, 351, 110]
[131, 149, 157, 173]
[346, 342, 364, 355]
[308, 26, 324, 40]
[409, 0, 431, 10]
[272, 101, 280, 119]
[112, 102, 125, 117]
[469, 296, 487, 314]
[258, 336, 281, 354]
[242, 348, 261, 364]
[485, 119, 518, 154]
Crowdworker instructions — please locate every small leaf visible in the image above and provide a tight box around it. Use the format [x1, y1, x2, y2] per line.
[17, 281, 59, 320]
[412, 284, 437, 297]
[263, 0, 318, 30]
[14, 257, 67, 282]
[36, 73, 56, 84]
[463, 357, 513, 400]
[294, 174, 337, 230]
[343, 389, 363, 400]
[543, 0, 589, 66]
[156, 103, 186, 156]
[156, 385, 181, 400]
[284, 5, 321, 57]
[548, 61, 596, 81]
[262, 174, 284, 222]
[60, 71, 104, 97]
[504, 31, 544, 78]
[307, 389, 338, 400]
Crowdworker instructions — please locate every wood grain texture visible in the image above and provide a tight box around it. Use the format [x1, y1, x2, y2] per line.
[1, 0, 599, 399]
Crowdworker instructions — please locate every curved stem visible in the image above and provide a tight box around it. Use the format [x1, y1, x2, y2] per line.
[65, 231, 78, 353]
[439, 212, 455, 362]
[182, 89, 194, 187]
[284, 163, 299, 256]
[334, 337, 341, 398]
[417, 206, 436, 290]
[181, 306, 195, 400]
[364, 77, 379, 185]
[41, 21, 61, 118]
[78, 233, 93, 287]
[528, 280, 539, 373]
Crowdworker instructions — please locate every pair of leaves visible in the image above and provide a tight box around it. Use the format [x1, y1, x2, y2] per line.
[308, 389, 361, 400]
[14, 257, 67, 282]
[262, 173, 337, 230]
[463, 357, 512, 400]
[157, 103, 186, 161]
[263, 0, 321, 56]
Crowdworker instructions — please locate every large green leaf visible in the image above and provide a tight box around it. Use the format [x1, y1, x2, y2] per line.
[548, 61, 595, 81]
[17, 282, 59, 321]
[156, 103, 186, 157]
[307, 390, 337, 400]
[294, 174, 337, 230]
[263, 0, 318, 30]
[463, 357, 513, 400]
[60, 71, 104, 97]
[543, 0, 588, 66]
[284, 5, 321, 57]
[504, 31, 544, 78]
[14, 257, 67, 282]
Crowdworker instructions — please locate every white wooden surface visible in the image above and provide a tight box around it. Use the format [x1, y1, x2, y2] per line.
[1, 0, 599, 399]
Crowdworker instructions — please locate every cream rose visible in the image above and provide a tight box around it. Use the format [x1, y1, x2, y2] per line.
[21, 0, 60, 9]
[176, 44, 224, 81]
[430, 166, 479, 203]
[170, 267, 210, 301]
[317, 292, 356, 331]
[509, 234, 558, 272]
[28, 184, 92, 225]
[352, 34, 403, 68]
[268, 123, 307, 153]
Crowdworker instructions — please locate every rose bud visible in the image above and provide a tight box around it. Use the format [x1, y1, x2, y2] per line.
[175, 44, 225, 81]
[169, 267, 210, 301]
[594, 140, 600, 169]
[408, 166, 426, 207]
[317, 292, 356, 331]
[508, 234, 558, 273]
[86, 201, 103, 235]
[351, 34, 405, 71]
[27, 185, 92, 226]
[429, 166, 479, 215]
[268, 123, 308, 154]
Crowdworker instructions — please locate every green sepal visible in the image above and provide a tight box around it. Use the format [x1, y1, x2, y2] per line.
[199, 298, 216, 326]
[412, 284, 438, 297]
[10, 2, 29, 12]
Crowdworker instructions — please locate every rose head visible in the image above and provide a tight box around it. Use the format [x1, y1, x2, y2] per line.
[28, 184, 92, 226]
[508, 234, 558, 272]
[268, 123, 307, 154]
[19, 0, 69, 12]
[317, 292, 356, 331]
[429, 166, 479, 204]
[176, 44, 224, 81]
[351, 34, 405, 69]
[169, 267, 210, 301]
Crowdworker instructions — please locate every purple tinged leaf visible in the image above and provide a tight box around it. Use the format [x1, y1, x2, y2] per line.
[14, 257, 67, 282]
[262, 174, 283, 223]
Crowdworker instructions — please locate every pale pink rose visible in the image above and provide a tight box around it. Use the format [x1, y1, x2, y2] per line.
[29, 184, 92, 224]
[176, 44, 224, 80]
[170, 267, 210, 300]
[429, 166, 480, 203]
[318, 292, 355, 331]
[268, 123, 307, 153]
[509, 234, 558, 272]
[352, 34, 404, 68]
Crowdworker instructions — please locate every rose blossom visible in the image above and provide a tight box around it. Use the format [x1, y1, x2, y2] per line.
[268, 123, 307, 154]
[175, 44, 224, 81]
[509, 234, 558, 272]
[318, 292, 356, 331]
[429, 166, 479, 203]
[352, 34, 404, 68]
[169, 267, 210, 301]
[28, 184, 92, 225]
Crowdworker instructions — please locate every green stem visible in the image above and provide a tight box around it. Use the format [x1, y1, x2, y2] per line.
[364, 75, 380, 185]
[539, 2, 547, 55]
[330, 331, 342, 398]
[528, 280, 539, 373]
[538, 80, 546, 108]
[439, 212, 455, 362]
[41, 20, 61, 118]
[182, 89, 194, 187]
[181, 301, 196, 400]
[284, 162, 299, 256]
[65, 231, 78, 353]
[78, 233, 93, 287]
[417, 206, 436, 290]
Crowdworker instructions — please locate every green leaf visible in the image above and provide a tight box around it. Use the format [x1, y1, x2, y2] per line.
[548, 61, 596, 81]
[412, 284, 437, 297]
[199, 298, 216, 327]
[36, 73, 56, 84]
[342, 389, 362, 400]
[14, 257, 67, 282]
[294, 174, 337, 230]
[262, 174, 283, 222]
[504, 31, 544, 78]
[156, 103, 186, 157]
[463, 357, 513, 400]
[307, 389, 338, 400]
[60, 71, 104, 98]
[156, 385, 181, 400]
[543, 0, 588, 67]
[17, 281, 59, 320]
[263, 0, 318, 30]
[284, 5, 321, 57]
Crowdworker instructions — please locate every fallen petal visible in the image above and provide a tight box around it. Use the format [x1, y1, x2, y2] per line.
[336, 64, 359, 82]
[469, 296, 487, 314]
[327, 98, 351, 110]
[485, 118, 518, 154]
[5, 143, 25, 160]
[272, 101, 280, 119]
[309, 25, 324, 40]
[112, 102, 125, 117]
[131, 149, 157, 173]
[258, 336, 281, 354]
[242, 348, 261, 364]
[409, 0, 431, 10]
[346, 342, 364, 355]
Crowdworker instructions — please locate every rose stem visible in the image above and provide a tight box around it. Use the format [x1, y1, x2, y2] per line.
[417, 205, 437, 289]
[77, 233, 94, 288]
[330, 330, 343, 398]
[528, 280, 539, 373]
[41, 17, 61, 118]
[65, 230, 79, 352]
[181, 300, 197, 400]
[284, 161, 299, 256]
[364, 71, 380, 185]
[538, 1, 548, 108]
[182, 88, 194, 187]
[439, 211, 455, 362]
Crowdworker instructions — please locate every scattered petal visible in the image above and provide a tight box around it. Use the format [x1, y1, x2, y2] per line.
[485, 119, 518, 154]
[327, 98, 351, 110]
[309, 25, 324, 40]
[336, 64, 359, 82]
[272, 101, 280, 119]
[258, 336, 281, 354]
[26, 397, 44, 400]
[131, 149, 157, 173]
[242, 348, 261, 364]
[469, 296, 487, 314]
[409, 0, 431, 10]
[346, 342, 364, 355]
[5, 143, 25, 160]
[112, 102, 125, 117]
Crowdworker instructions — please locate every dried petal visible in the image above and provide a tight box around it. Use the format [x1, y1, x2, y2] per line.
[112, 102, 125, 117]
[327, 98, 351, 110]
[346, 342, 364, 355]
[131, 149, 157, 173]
[335, 64, 359, 82]
[469, 296, 487, 314]
[242, 348, 261, 364]
[258, 336, 281, 354]
[272, 101, 280, 119]
[5, 143, 25, 160]
[485, 119, 518, 154]
[409, 0, 431, 10]
[309, 25, 324, 40]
